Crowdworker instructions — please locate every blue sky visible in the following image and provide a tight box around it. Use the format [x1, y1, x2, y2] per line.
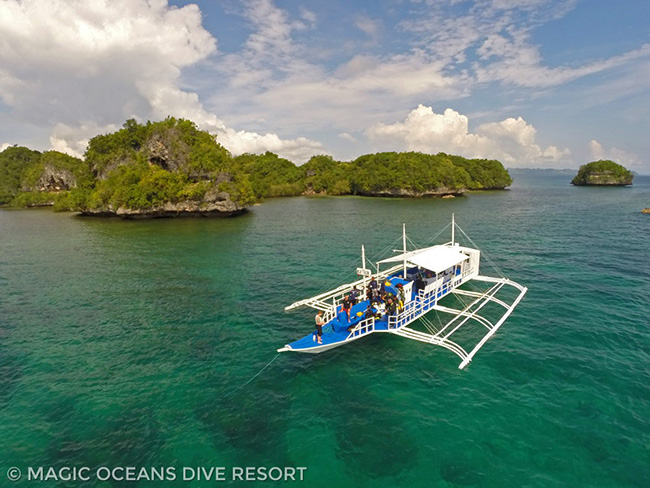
[1, 0, 649, 171]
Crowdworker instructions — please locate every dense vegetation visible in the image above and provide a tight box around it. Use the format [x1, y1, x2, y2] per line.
[76, 118, 255, 212]
[0, 117, 514, 214]
[349, 152, 498, 194]
[233, 152, 303, 198]
[444, 154, 513, 190]
[0, 146, 43, 205]
[295, 152, 511, 197]
[571, 160, 633, 186]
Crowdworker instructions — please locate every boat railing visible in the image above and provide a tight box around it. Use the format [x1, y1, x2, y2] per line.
[285, 263, 403, 312]
[418, 290, 432, 308]
[434, 279, 459, 299]
[346, 317, 375, 340]
[394, 284, 442, 327]
[388, 301, 417, 329]
[422, 278, 440, 296]
[384, 306, 394, 328]
[324, 308, 337, 323]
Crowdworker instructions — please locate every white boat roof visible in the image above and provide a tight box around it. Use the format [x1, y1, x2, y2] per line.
[409, 245, 468, 273]
[379, 245, 468, 274]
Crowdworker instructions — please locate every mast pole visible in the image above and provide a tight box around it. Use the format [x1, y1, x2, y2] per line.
[451, 213, 455, 246]
[402, 223, 407, 279]
[361, 245, 367, 300]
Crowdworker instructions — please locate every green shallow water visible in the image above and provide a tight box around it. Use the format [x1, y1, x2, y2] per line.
[1, 172, 649, 487]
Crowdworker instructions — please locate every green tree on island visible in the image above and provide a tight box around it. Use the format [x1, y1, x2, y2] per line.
[571, 160, 633, 186]
[0, 146, 42, 205]
[78, 117, 254, 213]
[0, 117, 515, 216]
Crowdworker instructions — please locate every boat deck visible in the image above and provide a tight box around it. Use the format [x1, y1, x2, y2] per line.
[285, 304, 392, 351]
[285, 276, 410, 352]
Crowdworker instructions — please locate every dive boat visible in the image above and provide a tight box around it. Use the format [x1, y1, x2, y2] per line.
[277, 216, 527, 369]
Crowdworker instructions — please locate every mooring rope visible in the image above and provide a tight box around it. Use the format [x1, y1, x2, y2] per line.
[318, 233, 403, 292]
[223, 353, 281, 398]
[371, 234, 406, 262]
[420, 222, 452, 247]
[456, 225, 506, 278]
[406, 235, 419, 249]
[420, 315, 439, 335]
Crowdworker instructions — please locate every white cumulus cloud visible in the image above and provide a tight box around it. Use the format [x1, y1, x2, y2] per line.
[589, 140, 605, 161]
[0, 0, 323, 162]
[588, 140, 641, 168]
[0, 0, 216, 125]
[218, 128, 326, 163]
[50, 121, 118, 158]
[367, 104, 570, 165]
[338, 133, 357, 143]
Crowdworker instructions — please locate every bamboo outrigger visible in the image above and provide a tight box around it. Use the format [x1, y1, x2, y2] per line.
[277, 216, 527, 369]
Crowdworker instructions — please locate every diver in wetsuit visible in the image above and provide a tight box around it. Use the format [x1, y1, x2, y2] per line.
[367, 277, 379, 304]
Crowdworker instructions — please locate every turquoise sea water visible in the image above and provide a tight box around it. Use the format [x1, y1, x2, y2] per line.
[1, 171, 649, 487]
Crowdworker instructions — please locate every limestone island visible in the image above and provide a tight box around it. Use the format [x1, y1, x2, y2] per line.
[1, 117, 513, 218]
[571, 160, 633, 186]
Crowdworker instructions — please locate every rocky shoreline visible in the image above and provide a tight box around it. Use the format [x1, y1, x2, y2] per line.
[80, 204, 247, 219]
[354, 187, 465, 198]
[571, 173, 633, 186]
[304, 187, 466, 198]
[79, 189, 246, 219]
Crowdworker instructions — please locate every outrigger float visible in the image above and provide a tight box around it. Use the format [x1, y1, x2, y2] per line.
[277, 216, 527, 369]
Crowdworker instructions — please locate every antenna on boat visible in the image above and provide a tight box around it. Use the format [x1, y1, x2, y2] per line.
[451, 213, 455, 246]
[402, 223, 407, 279]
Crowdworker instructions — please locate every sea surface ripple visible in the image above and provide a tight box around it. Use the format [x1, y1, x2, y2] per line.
[1, 171, 649, 487]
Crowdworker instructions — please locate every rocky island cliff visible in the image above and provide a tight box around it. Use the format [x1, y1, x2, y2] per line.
[571, 160, 633, 186]
[1, 117, 513, 217]
[1, 119, 252, 217]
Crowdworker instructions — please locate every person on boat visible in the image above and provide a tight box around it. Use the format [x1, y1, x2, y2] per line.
[341, 294, 352, 322]
[314, 310, 325, 344]
[364, 304, 378, 320]
[383, 290, 396, 304]
[379, 280, 387, 302]
[368, 277, 379, 303]
[385, 297, 397, 323]
[396, 283, 405, 311]
[349, 287, 360, 306]
[415, 273, 425, 295]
